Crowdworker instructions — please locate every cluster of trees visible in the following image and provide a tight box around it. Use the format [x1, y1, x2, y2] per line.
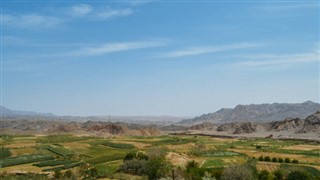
[119, 147, 172, 179]
[258, 156, 299, 164]
[119, 152, 315, 180]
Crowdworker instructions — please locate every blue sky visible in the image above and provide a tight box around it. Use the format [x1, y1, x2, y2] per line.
[1, 1, 319, 116]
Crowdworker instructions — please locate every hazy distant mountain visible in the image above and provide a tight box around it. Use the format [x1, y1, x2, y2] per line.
[0, 106, 186, 124]
[0, 106, 54, 117]
[178, 101, 320, 124]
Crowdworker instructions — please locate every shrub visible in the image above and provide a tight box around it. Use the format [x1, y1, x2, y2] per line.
[184, 160, 205, 180]
[258, 170, 270, 180]
[146, 156, 171, 180]
[124, 152, 136, 161]
[221, 161, 257, 180]
[285, 158, 291, 163]
[264, 156, 271, 162]
[292, 159, 299, 164]
[272, 157, 278, 162]
[278, 158, 284, 163]
[119, 159, 148, 175]
[287, 171, 311, 180]
[258, 156, 264, 161]
[273, 169, 284, 180]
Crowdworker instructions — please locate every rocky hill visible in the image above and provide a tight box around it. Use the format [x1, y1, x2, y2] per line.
[179, 101, 320, 124]
[185, 111, 320, 136]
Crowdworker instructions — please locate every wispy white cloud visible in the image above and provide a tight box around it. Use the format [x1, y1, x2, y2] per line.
[159, 43, 260, 58]
[96, 8, 133, 20]
[68, 41, 166, 56]
[3, 3, 136, 29]
[69, 4, 93, 17]
[260, 2, 319, 12]
[236, 51, 319, 67]
[2, 14, 62, 28]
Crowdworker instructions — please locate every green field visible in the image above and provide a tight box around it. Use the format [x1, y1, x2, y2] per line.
[0, 134, 319, 179]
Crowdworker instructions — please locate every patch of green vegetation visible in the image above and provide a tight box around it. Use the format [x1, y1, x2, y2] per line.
[0, 154, 54, 167]
[280, 164, 320, 179]
[101, 141, 135, 149]
[95, 163, 119, 177]
[44, 145, 74, 157]
[190, 149, 244, 157]
[33, 159, 75, 167]
[86, 154, 125, 164]
[150, 137, 195, 145]
[202, 159, 224, 168]
[0, 147, 11, 159]
[0, 173, 49, 180]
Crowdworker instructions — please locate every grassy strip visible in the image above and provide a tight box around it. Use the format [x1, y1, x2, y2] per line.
[33, 159, 75, 167]
[86, 154, 125, 164]
[0, 154, 54, 168]
[101, 141, 135, 149]
[0, 147, 11, 159]
[44, 146, 74, 157]
[37, 134, 98, 143]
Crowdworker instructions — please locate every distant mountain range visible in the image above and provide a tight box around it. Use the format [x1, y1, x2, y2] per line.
[178, 101, 320, 124]
[0, 106, 54, 117]
[0, 106, 185, 124]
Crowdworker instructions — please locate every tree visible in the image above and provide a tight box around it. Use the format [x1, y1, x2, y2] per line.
[258, 170, 270, 180]
[221, 161, 257, 180]
[287, 171, 311, 180]
[272, 157, 278, 162]
[285, 158, 291, 163]
[184, 160, 205, 180]
[292, 159, 299, 164]
[146, 157, 170, 180]
[137, 152, 149, 160]
[264, 156, 271, 162]
[119, 159, 148, 175]
[258, 156, 264, 161]
[278, 157, 284, 163]
[273, 169, 284, 180]
[146, 147, 171, 180]
[124, 151, 136, 161]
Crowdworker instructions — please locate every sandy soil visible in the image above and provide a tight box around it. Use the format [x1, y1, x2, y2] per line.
[166, 152, 191, 167]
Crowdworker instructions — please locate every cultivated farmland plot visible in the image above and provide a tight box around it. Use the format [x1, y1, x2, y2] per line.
[0, 134, 319, 179]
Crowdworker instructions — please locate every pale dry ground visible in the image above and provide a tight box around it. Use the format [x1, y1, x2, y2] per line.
[229, 148, 320, 164]
[10, 147, 36, 156]
[166, 152, 191, 167]
[4, 141, 36, 148]
[282, 145, 320, 151]
[0, 163, 45, 174]
[61, 142, 91, 149]
[166, 143, 196, 153]
[257, 162, 280, 172]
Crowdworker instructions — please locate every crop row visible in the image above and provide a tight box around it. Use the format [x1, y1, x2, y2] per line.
[101, 141, 135, 149]
[44, 146, 74, 157]
[0, 154, 54, 168]
[33, 160, 75, 167]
